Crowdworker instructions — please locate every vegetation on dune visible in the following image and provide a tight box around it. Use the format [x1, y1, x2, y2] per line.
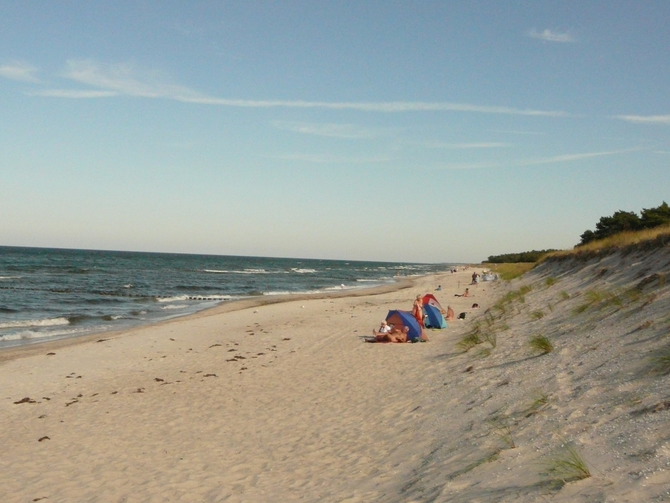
[486, 250, 557, 264]
[578, 201, 670, 246]
[543, 442, 591, 485]
[484, 202, 670, 272]
[546, 224, 670, 262]
[649, 347, 670, 375]
[529, 335, 554, 354]
[486, 262, 536, 280]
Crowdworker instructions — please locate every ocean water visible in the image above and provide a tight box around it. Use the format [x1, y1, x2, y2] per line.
[0, 246, 449, 348]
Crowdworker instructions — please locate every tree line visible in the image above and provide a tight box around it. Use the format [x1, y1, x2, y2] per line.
[578, 201, 670, 245]
[486, 250, 558, 263]
[486, 201, 670, 263]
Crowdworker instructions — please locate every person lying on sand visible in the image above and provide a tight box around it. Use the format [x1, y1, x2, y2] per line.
[371, 325, 409, 343]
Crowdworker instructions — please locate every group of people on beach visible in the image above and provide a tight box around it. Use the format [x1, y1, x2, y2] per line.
[369, 293, 437, 343]
[371, 320, 411, 343]
[369, 279, 479, 343]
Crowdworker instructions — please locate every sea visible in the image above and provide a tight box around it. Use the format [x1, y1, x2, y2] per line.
[0, 246, 450, 349]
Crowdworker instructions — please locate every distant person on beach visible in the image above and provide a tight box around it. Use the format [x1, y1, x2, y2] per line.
[412, 294, 425, 328]
[436, 284, 442, 291]
[446, 305, 455, 321]
[455, 288, 470, 298]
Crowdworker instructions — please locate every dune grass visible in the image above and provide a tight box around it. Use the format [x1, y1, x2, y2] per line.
[649, 347, 670, 375]
[525, 391, 550, 417]
[489, 417, 516, 449]
[543, 443, 591, 484]
[486, 262, 536, 280]
[542, 224, 670, 262]
[529, 335, 554, 354]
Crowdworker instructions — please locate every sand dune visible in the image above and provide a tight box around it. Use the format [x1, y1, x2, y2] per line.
[1, 247, 669, 502]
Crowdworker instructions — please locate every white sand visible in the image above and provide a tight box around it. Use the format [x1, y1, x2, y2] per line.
[1, 249, 669, 502]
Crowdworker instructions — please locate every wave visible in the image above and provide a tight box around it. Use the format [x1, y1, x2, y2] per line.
[291, 268, 317, 274]
[156, 294, 234, 303]
[204, 268, 279, 274]
[0, 317, 70, 330]
[161, 304, 189, 310]
[0, 325, 91, 343]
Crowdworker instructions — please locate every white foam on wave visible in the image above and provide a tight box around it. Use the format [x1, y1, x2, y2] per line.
[0, 317, 70, 330]
[157, 294, 234, 303]
[204, 268, 279, 274]
[0, 325, 87, 343]
[291, 268, 317, 274]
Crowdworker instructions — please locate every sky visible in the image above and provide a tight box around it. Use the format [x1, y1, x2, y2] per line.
[1, 1, 669, 264]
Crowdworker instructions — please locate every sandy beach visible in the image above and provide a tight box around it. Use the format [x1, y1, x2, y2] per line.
[2, 248, 670, 502]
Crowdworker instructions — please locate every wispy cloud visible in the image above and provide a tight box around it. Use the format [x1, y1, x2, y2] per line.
[437, 148, 637, 170]
[24, 59, 570, 118]
[490, 129, 545, 136]
[527, 28, 576, 43]
[272, 121, 386, 139]
[29, 89, 118, 98]
[63, 59, 202, 100]
[185, 96, 569, 117]
[614, 114, 670, 125]
[0, 61, 41, 83]
[268, 153, 393, 164]
[424, 142, 510, 149]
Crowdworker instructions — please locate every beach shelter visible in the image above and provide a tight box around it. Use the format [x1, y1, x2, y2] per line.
[422, 293, 446, 313]
[385, 310, 423, 341]
[424, 303, 448, 329]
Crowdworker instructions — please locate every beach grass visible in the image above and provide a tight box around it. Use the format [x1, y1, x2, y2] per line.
[542, 224, 670, 262]
[486, 262, 536, 280]
[489, 417, 516, 449]
[543, 442, 591, 484]
[458, 326, 484, 352]
[525, 391, 550, 417]
[529, 335, 554, 354]
[650, 347, 670, 375]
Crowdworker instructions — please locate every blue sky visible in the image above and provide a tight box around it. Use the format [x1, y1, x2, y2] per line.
[2, 1, 668, 263]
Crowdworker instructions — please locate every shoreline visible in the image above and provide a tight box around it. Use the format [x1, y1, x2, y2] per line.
[0, 274, 424, 363]
[1, 268, 495, 503]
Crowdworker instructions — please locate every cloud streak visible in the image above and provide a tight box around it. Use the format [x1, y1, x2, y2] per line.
[614, 114, 670, 125]
[437, 148, 638, 170]
[424, 142, 510, 149]
[23, 59, 571, 118]
[272, 121, 386, 139]
[527, 28, 576, 43]
[0, 61, 41, 83]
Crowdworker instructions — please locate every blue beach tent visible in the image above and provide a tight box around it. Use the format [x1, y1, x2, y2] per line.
[424, 304, 448, 329]
[385, 310, 423, 342]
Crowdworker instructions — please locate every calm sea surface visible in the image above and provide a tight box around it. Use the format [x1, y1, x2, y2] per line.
[0, 246, 450, 348]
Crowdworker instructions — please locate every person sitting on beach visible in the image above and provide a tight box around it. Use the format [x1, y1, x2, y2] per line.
[454, 288, 470, 298]
[446, 305, 455, 321]
[373, 320, 391, 336]
[372, 324, 409, 343]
